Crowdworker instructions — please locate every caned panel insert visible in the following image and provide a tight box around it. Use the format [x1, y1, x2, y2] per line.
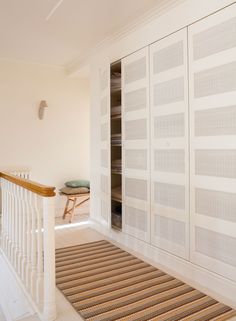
[195, 105, 236, 136]
[195, 150, 236, 179]
[195, 227, 236, 267]
[101, 123, 108, 141]
[154, 215, 186, 246]
[125, 177, 147, 201]
[154, 149, 185, 173]
[125, 119, 147, 140]
[154, 182, 185, 210]
[124, 88, 147, 112]
[193, 17, 236, 60]
[101, 199, 109, 221]
[124, 57, 146, 84]
[101, 96, 108, 116]
[154, 113, 185, 138]
[195, 188, 236, 222]
[125, 149, 147, 170]
[153, 77, 184, 106]
[125, 206, 147, 232]
[194, 61, 236, 98]
[101, 149, 108, 168]
[153, 41, 183, 74]
[101, 174, 108, 194]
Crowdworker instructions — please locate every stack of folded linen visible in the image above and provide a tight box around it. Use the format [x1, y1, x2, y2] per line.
[111, 159, 122, 173]
[111, 72, 121, 91]
[111, 133, 121, 145]
[111, 105, 121, 116]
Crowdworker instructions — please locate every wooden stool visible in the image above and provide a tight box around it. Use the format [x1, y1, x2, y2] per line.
[60, 192, 90, 223]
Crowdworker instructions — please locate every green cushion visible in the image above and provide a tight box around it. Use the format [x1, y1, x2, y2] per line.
[65, 179, 90, 188]
[60, 187, 89, 195]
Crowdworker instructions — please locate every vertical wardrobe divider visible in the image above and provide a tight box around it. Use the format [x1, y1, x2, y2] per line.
[188, 4, 236, 282]
[150, 28, 190, 260]
[121, 48, 150, 242]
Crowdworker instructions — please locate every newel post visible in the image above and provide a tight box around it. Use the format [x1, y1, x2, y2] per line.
[42, 196, 56, 321]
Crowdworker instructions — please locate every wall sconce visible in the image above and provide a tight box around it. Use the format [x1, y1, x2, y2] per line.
[38, 100, 48, 120]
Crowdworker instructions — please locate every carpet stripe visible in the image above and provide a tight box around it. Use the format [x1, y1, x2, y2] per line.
[151, 297, 217, 321]
[81, 283, 193, 319]
[87, 290, 205, 321]
[181, 303, 232, 321]
[73, 278, 183, 310]
[56, 255, 137, 278]
[56, 246, 118, 264]
[56, 240, 108, 253]
[56, 240, 235, 321]
[56, 251, 131, 272]
[67, 270, 166, 302]
[211, 310, 236, 320]
[56, 247, 124, 267]
[56, 257, 142, 284]
[56, 243, 116, 260]
[62, 265, 157, 295]
[57, 261, 149, 289]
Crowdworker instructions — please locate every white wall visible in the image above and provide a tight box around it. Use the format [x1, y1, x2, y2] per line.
[0, 59, 90, 215]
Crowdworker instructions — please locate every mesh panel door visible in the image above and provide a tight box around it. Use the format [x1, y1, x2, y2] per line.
[100, 65, 110, 227]
[122, 47, 150, 243]
[150, 28, 189, 259]
[189, 3, 236, 282]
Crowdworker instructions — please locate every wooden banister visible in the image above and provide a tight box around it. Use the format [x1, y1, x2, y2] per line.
[0, 171, 56, 197]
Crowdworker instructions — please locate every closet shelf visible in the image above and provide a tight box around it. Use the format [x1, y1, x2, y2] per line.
[111, 114, 121, 120]
[111, 224, 122, 231]
[111, 170, 122, 175]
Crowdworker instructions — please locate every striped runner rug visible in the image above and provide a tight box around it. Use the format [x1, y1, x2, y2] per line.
[55, 240, 236, 321]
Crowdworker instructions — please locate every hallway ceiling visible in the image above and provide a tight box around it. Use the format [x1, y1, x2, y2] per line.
[0, 0, 176, 68]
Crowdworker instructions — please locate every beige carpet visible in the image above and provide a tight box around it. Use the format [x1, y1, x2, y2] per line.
[56, 240, 236, 321]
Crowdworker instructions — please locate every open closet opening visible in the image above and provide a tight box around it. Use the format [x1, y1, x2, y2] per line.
[110, 60, 122, 230]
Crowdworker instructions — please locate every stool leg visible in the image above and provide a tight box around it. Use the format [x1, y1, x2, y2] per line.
[70, 198, 77, 223]
[63, 198, 70, 219]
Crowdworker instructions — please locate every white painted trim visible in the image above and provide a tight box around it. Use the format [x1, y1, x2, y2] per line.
[68, 0, 236, 75]
[66, 0, 184, 75]
[89, 219, 236, 309]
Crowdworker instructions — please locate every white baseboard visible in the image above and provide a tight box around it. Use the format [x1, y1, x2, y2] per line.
[0, 254, 35, 321]
[90, 219, 236, 309]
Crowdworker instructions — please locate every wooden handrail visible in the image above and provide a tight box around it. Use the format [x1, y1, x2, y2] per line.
[0, 172, 56, 197]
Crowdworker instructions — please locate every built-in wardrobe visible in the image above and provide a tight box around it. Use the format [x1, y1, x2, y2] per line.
[95, 2, 236, 299]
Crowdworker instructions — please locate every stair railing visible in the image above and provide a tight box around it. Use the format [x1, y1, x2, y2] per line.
[0, 172, 56, 321]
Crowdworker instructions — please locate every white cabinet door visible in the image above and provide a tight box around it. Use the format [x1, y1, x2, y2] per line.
[100, 64, 111, 227]
[122, 47, 150, 243]
[150, 28, 189, 259]
[189, 4, 236, 281]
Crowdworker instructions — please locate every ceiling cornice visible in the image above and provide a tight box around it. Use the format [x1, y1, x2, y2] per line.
[66, 0, 185, 76]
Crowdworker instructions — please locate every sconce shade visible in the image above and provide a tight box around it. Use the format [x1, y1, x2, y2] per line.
[38, 100, 48, 119]
[40, 100, 48, 108]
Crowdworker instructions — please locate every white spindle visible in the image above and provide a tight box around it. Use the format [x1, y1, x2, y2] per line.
[42, 197, 56, 321]
[25, 190, 31, 289]
[36, 195, 43, 306]
[30, 192, 37, 299]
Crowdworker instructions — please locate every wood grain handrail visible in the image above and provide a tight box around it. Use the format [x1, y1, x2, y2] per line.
[0, 172, 56, 197]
